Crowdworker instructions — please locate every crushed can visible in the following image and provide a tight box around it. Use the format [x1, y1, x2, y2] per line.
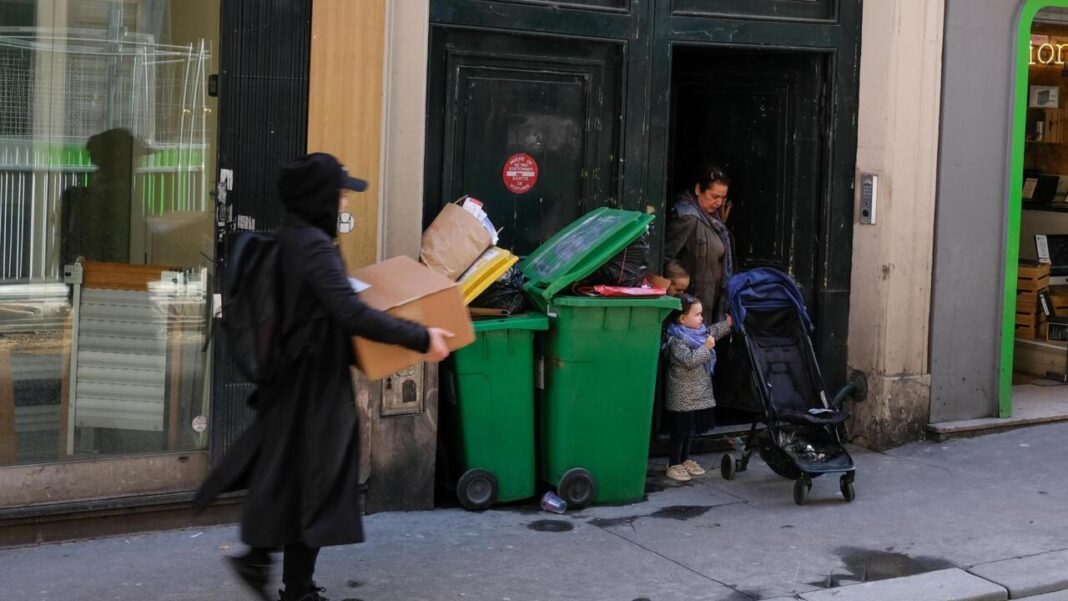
[540, 491, 567, 514]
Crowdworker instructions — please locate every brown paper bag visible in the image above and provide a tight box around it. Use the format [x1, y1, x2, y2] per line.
[420, 203, 493, 280]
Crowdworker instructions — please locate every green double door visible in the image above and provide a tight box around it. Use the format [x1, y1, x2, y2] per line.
[425, 0, 859, 391]
[424, 27, 624, 255]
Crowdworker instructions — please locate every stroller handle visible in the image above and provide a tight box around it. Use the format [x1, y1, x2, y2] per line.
[831, 373, 867, 409]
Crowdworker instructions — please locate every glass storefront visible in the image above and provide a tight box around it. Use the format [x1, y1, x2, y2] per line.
[0, 0, 218, 468]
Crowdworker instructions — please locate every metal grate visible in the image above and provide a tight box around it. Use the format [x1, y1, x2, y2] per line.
[210, 0, 312, 465]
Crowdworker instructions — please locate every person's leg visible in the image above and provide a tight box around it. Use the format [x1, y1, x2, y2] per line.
[227, 547, 272, 600]
[679, 431, 692, 463]
[678, 411, 694, 463]
[668, 410, 688, 466]
[677, 411, 708, 475]
[246, 547, 271, 565]
[666, 411, 692, 481]
[281, 542, 322, 599]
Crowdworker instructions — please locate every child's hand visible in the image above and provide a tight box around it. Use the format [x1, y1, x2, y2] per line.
[705, 336, 716, 350]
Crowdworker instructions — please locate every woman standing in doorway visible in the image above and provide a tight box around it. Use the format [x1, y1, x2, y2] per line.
[662, 163, 737, 437]
[662, 163, 736, 326]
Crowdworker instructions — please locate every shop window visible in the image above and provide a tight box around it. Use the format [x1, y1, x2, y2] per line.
[0, 0, 218, 465]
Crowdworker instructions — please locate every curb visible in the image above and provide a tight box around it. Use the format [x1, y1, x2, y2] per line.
[760, 549, 1068, 601]
[968, 549, 1068, 598]
[1015, 592, 1068, 601]
[926, 414, 1068, 441]
[795, 569, 1005, 601]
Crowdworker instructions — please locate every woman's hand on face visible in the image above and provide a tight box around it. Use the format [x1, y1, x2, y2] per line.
[726, 314, 733, 328]
[704, 335, 716, 350]
[719, 200, 733, 223]
[425, 327, 455, 362]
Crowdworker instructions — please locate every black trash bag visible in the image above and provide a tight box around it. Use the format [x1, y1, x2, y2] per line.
[471, 267, 529, 314]
[582, 235, 649, 287]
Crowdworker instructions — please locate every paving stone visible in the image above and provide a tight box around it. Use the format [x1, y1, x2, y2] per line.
[969, 550, 1068, 598]
[1016, 591, 1068, 601]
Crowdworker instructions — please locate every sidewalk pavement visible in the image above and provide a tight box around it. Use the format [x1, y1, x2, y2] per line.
[3, 422, 1068, 601]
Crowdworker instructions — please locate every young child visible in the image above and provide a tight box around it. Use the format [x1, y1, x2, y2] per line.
[663, 293, 731, 482]
[663, 259, 691, 297]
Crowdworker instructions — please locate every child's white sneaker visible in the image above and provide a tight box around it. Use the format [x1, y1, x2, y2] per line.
[666, 464, 692, 482]
[682, 459, 706, 476]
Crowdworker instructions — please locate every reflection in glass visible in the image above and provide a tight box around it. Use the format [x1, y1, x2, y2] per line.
[0, 0, 217, 465]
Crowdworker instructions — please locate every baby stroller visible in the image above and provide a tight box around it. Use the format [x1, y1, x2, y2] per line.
[719, 268, 856, 505]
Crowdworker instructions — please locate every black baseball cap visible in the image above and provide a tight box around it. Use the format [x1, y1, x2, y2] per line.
[279, 152, 368, 198]
[338, 164, 368, 192]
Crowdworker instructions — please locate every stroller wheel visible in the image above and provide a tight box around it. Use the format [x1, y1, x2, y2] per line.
[720, 454, 737, 480]
[840, 474, 856, 503]
[793, 477, 811, 506]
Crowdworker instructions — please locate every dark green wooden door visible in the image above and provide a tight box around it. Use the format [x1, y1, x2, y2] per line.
[666, 47, 827, 414]
[668, 47, 825, 308]
[427, 0, 860, 396]
[424, 28, 624, 256]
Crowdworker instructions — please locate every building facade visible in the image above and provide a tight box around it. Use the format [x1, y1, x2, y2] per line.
[932, 0, 1068, 432]
[5, 0, 1048, 543]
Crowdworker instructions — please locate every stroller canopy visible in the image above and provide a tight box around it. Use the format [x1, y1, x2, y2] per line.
[727, 267, 813, 333]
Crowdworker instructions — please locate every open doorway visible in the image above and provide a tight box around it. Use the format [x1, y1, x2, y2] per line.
[1007, 6, 1068, 422]
[663, 45, 830, 430]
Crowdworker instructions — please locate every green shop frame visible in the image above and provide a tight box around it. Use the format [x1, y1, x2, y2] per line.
[1003, 0, 1068, 416]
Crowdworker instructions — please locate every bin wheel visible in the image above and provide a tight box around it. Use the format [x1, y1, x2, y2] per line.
[720, 454, 737, 480]
[793, 477, 812, 506]
[840, 474, 856, 503]
[558, 468, 596, 509]
[457, 469, 498, 511]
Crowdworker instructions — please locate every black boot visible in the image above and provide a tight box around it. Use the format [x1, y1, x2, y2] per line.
[278, 583, 329, 601]
[226, 550, 272, 601]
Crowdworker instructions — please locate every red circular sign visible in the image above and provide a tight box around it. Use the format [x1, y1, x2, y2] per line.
[502, 153, 539, 195]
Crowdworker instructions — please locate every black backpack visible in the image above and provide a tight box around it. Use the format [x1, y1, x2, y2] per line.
[221, 231, 285, 385]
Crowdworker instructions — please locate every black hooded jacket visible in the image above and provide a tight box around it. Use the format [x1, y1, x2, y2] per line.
[195, 155, 429, 547]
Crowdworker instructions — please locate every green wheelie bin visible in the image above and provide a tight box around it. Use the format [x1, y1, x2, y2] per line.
[520, 208, 680, 507]
[447, 313, 549, 510]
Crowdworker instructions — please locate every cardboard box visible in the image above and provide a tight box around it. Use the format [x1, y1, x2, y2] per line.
[350, 256, 474, 380]
[145, 210, 213, 268]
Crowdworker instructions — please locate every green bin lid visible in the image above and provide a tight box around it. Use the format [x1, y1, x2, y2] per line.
[550, 295, 681, 310]
[519, 208, 654, 307]
[471, 312, 550, 333]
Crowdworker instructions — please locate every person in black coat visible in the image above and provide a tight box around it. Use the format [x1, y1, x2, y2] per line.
[195, 153, 453, 601]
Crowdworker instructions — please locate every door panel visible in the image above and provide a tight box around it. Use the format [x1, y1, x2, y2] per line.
[428, 0, 859, 401]
[668, 47, 826, 414]
[669, 48, 824, 308]
[501, 0, 629, 11]
[670, 0, 838, 22]
[426, 29, 623, 256]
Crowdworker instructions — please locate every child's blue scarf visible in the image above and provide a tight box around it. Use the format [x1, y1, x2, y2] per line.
[665, 323, 716, 374]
